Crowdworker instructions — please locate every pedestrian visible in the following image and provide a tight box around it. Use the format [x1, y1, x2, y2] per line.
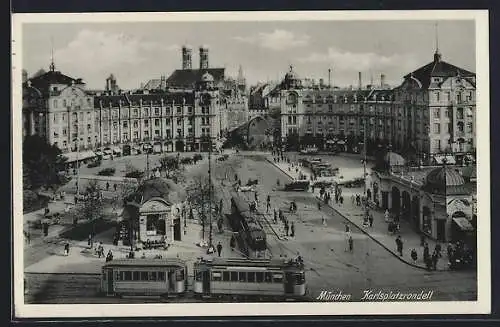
[411, 248, 418, 263]
[64, 242, 70, 256]
[113, 183, 117, 191]
[368, 214, 374, 227]
[88, 233, 92, 247]
[423, 243, 430, 263]
[274, 209, 278, 223]
[339, 196, 344, 205]
[447, 242, 454, 261]
[284, 222, 289, 236]
[348, 236, 354, 252]
[322, 216, 327, 226]
[420, 234, 426, 247]
[317, 201, 321, 211]
[345, 223, 350, 233]
[230, 235, 236, 251]
[435, 243, 442, 258]
[395, 236, 403, 256]
[26, 231, 31, 245]
[384, 209, 390, 222]
[432, 250, 439, 270]
[217, 242, 223, 257]
[106, 182, 110, 191]
[290, 222, 295, 237]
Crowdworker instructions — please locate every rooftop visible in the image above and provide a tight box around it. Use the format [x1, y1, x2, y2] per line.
[166, 68, 225, 88]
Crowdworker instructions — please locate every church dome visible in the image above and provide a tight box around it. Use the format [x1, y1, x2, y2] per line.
[384, 151, 405, 166]
[285, 70, 300, 81]
[201, 71, 214, 82]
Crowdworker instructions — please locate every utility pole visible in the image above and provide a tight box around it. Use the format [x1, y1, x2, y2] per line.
[363, 120, 368, 224]
[208, 136, 213, 247]
[146, 149, 150, 179]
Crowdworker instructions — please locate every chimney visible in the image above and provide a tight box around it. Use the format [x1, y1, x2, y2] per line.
[182, 46, 192, 70]
[319, 78, 324, 87]
[328, 68, 331, 87]
[199, 46, 209, 70]
[380, 73, 386, 89]
[358, 72, 362, 90]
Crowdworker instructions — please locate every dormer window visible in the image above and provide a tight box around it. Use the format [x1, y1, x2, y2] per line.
[52, 87, 58, 92]
[432, 77, 441, 83]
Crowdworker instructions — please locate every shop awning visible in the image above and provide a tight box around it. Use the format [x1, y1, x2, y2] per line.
[433, 154, 456, 165]
[62, 151, 97, 163]
[452, 217, 474, 231]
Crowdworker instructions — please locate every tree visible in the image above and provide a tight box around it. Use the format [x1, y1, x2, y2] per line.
[186, 173, 216, 242]
[23, 135, 67, 190]
[158, 155, 179, 177]
[74, 179, 104, 231]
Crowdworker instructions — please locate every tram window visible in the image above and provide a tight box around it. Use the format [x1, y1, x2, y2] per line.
[141, 271, 149, 281]
[247, 272, 255, 283]
[176, 269, 185, 281]
[102, 272, 106, 281]
[264, 272, 272, 283]
[238, 272, 246, 282]
[133, 271, 140, 281]
[149, 272, 157, 281]
[158, 272, 165, 281]
[124, 271, 132, 281]
[222, 271, 230, 281]
[230, 271, 238, 282]
[295, 273, 305, 285]
[195, 271, 202, 281]
[273, 273, 283, 283]
[256, 272, 264, 283]
[212, 271, 222, 281]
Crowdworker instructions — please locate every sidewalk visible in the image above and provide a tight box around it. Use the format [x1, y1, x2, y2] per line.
[267, 155, 449, 271]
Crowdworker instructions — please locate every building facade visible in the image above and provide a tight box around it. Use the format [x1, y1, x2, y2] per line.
[391, 50, 476, 160]
[23, 58, 223, 155]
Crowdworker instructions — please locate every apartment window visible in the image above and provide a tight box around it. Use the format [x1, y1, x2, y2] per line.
[53, 100, 58, 108]
[328, 104, 333, 112]
[133, 109, 138, 117]
[467, 92, 473, 102]
[445, 108, 451, 118]
[113, 122, 118, 129]
[62, 113, 66, 122]
[177, 118, 182, 125]
[177, 106, 182, 114]
[435, 92, 440, 102]
[155, 119, 160, 127]
[144, 120, 149, 127]
[133, 121, 138, 128]
[457, 122, 465, 133]
[292, 116, 297, 124]
[467, 122, 473, 133]
[87, 124, 92, 132]
[123, 121, 128, 128]
[433, 108, 440, 119]
[457, 108, 464, 119]
[448, 123, 453, 133]
[144, 131, 149, 137]
[133, 131, 139, 139]
[165, 129, 171, 138]
[154, 108, 160, 116]
[456, 92, 462, 103]
[63, 100, 67, 107]
[155, 130, 160, 136]
[62, 128, 67, 136]
[466, 107, 473, 117]
[433, 123, 441, 134]
[433, 139, 441, 151]
[188, 106, 193, 114]
[144, 108, 149, 117]
[288, 116, 292, 124]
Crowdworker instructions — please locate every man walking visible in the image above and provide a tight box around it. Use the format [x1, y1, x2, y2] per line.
[395, 235, 403, 256]
[266, 195, 271, 213]
[216, 242, 223, 257]
[348, 236, 354, 252]
[368, 213, 374, 227]
[290, 222, 295, 237]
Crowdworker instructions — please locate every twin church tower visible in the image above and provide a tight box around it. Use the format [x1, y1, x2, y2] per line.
[181, 45, 209, 70]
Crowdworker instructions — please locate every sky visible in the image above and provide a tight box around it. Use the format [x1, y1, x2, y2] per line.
[22, 20, 475, 90]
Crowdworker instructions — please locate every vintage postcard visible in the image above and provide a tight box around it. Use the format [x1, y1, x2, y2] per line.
[12, 10, 490, 317]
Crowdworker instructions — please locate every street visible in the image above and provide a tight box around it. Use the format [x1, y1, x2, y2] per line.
[23, 151, 477, 303]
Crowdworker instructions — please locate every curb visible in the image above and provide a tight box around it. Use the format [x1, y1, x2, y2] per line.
[317, 197, 447, 272]
[266, 157, 447, 272]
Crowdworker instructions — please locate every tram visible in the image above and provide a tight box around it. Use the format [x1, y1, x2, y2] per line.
[100, 258, 187, 298]
[229, 193, 267, 253]
[193, 257, 307, 300]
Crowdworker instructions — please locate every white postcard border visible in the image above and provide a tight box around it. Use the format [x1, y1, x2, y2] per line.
[12, 10, 490, 317]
